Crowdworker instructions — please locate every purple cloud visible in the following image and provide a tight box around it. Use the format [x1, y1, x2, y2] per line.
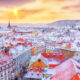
[62, 4, 80, 12]
[0, 0, 35, 8]
[63, 5, 80, 9]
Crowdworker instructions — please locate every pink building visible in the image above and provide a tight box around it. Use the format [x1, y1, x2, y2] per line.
[0, 54, 16, 80]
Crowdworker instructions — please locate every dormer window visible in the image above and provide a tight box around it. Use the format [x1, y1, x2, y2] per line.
[53, 54, 56, 56]
[36, 68, 38, 71]
[38, 59, 41, 62]
[60, 53, 62, 56]
[48, 54, 49, 57]
[31, 73, 33, 75]
[76, 54, 78, 56]
[37, 74, 39, 76]
[30, 68, 32, 70]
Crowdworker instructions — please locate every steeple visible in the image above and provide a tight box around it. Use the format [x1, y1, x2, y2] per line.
[7, 20, 11, 29]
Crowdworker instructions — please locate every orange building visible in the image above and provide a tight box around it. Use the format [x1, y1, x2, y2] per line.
[31, 47, 35, 56]
[31, 45, 46, 56]
[31, 47, 37, 56]
[31, 59, 47, 68]
[59, 49, 75, 58]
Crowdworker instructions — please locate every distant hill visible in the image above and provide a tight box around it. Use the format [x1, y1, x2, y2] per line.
[1, 20, 80, 28]
[47, 20, 80, 28]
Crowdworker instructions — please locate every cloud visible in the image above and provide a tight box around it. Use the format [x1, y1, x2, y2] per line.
[42, 0, 74, 3]
[1, 8, 47, 20]
[62, 4, 80, 9]
[62, 3, 80, 12]
[0, 0, 80, 23]
[0, 0, 35, 8]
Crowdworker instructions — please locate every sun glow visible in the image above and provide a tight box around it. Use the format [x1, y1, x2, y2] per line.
[13, 9, 18, 14]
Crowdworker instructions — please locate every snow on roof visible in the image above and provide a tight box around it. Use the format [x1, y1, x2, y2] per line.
[45, 69, 57, 74]
[48, 59, 77, 80]
[16, 45, 24, 51]
[9, 48, 16, 54]
[48, 60, 59, 65]
[24, 72, 43, 79]
[30, 54, 48, 66]
[0, 54, 12, 67]
[30, 56, 40, 62]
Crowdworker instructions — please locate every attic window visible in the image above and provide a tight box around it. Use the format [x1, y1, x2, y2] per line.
[76, 54, 78, 56]
[30, 68, 32, 70]
[37, 74, 39, 76]
[53, 54, 56, 56]
[36, 68, 38, 70]
[60, 54, 62, 56]
[48, 54, 49, 57]
[38, 59, 41, 62]
[31, 73, 33, 75]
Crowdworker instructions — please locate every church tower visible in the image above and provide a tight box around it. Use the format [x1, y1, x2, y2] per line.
[7, 21, 11, 29]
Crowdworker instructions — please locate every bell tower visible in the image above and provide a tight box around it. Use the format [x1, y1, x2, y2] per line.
[7, 20, 11, 29]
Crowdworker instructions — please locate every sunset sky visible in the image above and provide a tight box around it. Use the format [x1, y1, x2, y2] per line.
[0, 0, 80, 23]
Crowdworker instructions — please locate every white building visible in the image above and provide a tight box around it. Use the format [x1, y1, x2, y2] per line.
[9, 44, 31, 74]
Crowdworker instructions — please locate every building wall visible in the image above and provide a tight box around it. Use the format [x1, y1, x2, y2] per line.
[24, 78, 41, 80]
[14, 48, 31, 75]
[46, 46, 54, 53]
[31, 45, 46, 56]
[31, 48, 35, 56]
[59, 49, 75, 58]
[0, 61, 16, 80]
[74, 51, 80, 56]
[46, 49, 53, 53]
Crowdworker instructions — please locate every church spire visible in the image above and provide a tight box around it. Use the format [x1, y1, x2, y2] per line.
[8, 20, 11, 29]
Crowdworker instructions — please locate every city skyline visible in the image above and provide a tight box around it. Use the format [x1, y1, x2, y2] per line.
[0, 0, 80, 23]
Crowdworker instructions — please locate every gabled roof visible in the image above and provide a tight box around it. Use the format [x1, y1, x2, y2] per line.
[31, 58, 47, 68]
[72, 74, 80, 80]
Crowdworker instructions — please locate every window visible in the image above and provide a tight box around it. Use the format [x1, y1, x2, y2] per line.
[6, 65, 9, 69]
[31, 73, 33, 75]
[53, 54, 56, 56]
[4, 71, 6, 75]
[76, 54, 78, 56]
[48, 54, 49, 57]
[2, 66, 5, 70]
[8, 70, 10, 73]
[52, 47, 54, 50]
[37, 74, 39, 76]
[30, 68, 32, 70]
[1, 73, 3, 77]
[0, 68, 2, 72]
[54, 48, 59, 53]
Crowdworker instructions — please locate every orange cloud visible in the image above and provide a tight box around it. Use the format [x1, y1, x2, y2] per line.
[0, 0, 80, 23]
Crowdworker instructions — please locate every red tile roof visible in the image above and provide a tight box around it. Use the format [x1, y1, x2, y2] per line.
[42, 53, 66, 62]
[17, 38, 24, 42]
[72, 74, 80, 80]
[50, 59, 77, 80]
